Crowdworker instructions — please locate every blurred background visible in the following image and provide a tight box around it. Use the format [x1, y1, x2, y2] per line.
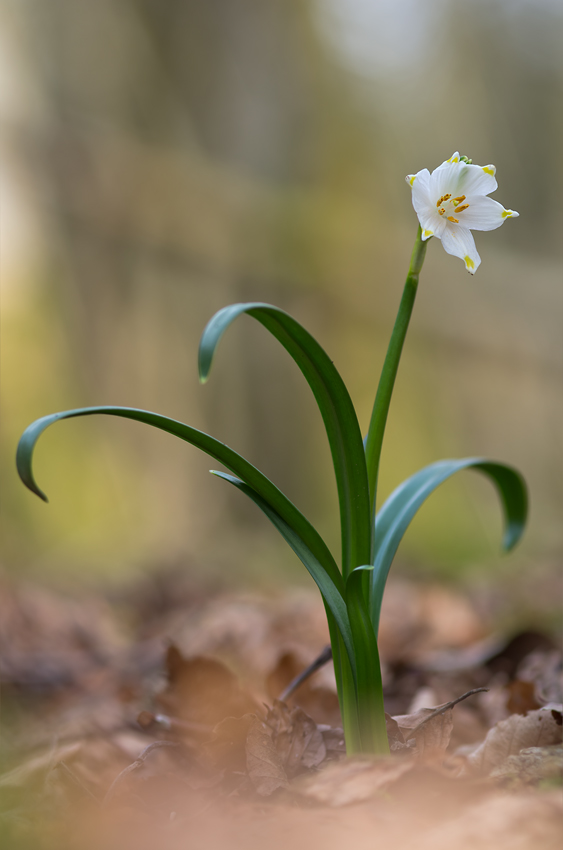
[1, 0, 561, 606]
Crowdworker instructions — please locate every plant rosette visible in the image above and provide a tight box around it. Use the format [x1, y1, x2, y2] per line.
[16, 153, 527, 756]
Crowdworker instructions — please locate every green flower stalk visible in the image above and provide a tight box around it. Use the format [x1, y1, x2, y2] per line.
[16, 153, 527, 757]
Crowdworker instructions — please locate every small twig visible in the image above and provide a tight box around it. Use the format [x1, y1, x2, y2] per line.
[278, 645, 333, 702]
[409, 687, 489, 737]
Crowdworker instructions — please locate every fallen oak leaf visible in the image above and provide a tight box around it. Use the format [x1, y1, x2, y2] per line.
[467, 707, 563, 775]
[393, 688, 488, 762]
[394, 708, 453, 762]
[266, 700, 326, 777]
[246, 715, 289, 796]
[384, 713, 411, 753]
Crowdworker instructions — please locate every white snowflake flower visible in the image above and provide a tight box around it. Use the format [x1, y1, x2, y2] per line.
[406, 152, 519, 274]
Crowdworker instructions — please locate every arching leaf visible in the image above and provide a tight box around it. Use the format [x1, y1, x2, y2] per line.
[199, 303, 371, 577]
[212, 471, 354, 668]
[16, 405, 343, 598]
[370, 458, 528, 631]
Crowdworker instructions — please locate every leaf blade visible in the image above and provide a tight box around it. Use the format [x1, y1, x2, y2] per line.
[199, 303, 371, 577]
[346, 565, 388, 754]
[370, 458, 528, 631]
[212, 471, 355, 667]
[16, 405, 344, 596]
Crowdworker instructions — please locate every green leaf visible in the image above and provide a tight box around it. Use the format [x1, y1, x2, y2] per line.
[16, 405, 343, 599]
[370, 458, 528, 631]
[199, 303, 371, 578]
[211, 471, 354, 668]
[346, 566, 388, 754]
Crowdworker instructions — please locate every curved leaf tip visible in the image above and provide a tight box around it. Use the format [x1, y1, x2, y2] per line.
[16, 423, 50, 502]
[198, 304, 255, 385]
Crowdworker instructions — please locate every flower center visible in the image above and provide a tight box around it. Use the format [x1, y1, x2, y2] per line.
[436, 194, 469, 224]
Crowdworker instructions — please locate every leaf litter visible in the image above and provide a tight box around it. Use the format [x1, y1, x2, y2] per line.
[0, 569, 561, 850]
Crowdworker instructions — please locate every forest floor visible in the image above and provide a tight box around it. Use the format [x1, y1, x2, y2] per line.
[0, 566, 561, 850]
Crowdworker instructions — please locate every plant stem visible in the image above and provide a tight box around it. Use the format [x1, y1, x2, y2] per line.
[365, 226, 428, 528]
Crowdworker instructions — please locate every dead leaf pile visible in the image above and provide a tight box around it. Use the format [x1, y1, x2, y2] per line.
[0, 570, 561, 850]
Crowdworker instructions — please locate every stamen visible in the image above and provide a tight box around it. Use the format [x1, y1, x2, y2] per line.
[439, 208, 446, 216]
[436, 196, 444, 207]
[448, 216, 459, 223]
[454, 204, 469, 213]
[443, 194, 451, 201]
[453, 195, 466, 204]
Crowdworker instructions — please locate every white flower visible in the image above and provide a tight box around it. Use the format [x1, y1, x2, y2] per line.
[406, 152, 519, 274]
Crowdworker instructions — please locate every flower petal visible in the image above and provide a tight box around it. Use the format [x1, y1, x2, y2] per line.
[438, 152, 460, 167]
[457, 196, 519, 231]
[439, 225, 481, 274]
[430, 160, 465, 201]
[430, 160, 498, 200]
[456, 162, 498, 196]
[411, 169, 448, 238]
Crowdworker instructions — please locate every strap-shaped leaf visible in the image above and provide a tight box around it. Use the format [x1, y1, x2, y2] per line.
[346, 566, 388, 754]
[199, 303, 371, 578]
[16, 405, 343, 597]
[370, 458, 528, 631]
[212, 471, 354, 669]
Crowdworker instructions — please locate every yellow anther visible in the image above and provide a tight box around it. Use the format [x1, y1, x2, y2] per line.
[453, 195, 466, 204]
[436, 196, 444, 207]
[439, 208, 446, 215]
[454, 204, 469, 213]
[448, 216, 459, 223]
[443, 194, 451, 201]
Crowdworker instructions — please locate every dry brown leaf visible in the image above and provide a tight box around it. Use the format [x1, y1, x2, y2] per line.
[517, 650, 563, 705]
[156, 646, 258, 727]
[490, 744, 563, 785]
[468, 708, 563, 774]
[166, 591, 330, 684]
[266, 700, 326, 776]
[318, 725, 346, 759]
[393, 706, 454, 761]
[245, 716, 289, 796]
[505, 679, 542, 715]
[294, 756, 414, 806]
[266, 651, 341, 726]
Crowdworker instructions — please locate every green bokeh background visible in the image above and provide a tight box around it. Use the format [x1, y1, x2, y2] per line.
[1, 0, 561, 596]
